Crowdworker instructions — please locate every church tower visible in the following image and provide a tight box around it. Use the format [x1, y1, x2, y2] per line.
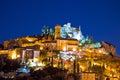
[54, 25, 61, 40]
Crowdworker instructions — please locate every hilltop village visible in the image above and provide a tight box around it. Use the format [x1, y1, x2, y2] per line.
[0, 23, 120, 80]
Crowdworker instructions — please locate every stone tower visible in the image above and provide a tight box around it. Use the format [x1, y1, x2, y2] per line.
[54, 25, 61, 40]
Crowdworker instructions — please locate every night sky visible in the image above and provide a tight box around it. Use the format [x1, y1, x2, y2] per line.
[0, 0, 120, 55]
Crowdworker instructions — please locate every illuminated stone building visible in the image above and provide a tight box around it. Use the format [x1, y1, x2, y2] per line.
[56, 39, 78, 51]
[101, 41, 116, 56]
[1, 23, 117, 63]
[0, 48, 21, 59]
[1, 23, 117, 62]
[3, 40, 20, 49]
[80, 72, 95, 80]
[0, 23, 119, 79]
[54, 25, 61, 40]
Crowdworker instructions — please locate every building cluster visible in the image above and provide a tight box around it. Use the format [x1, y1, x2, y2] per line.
[0, 23, 119, 80]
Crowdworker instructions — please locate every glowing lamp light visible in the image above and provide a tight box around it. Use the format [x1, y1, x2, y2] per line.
[29, 62, 36, 67]
[64, 65, 68, 69]
[80, 66, 85, 71]
[17, 54, 20, 58]
[63, 47, 66, 51]
[11, 51, 17, 59]
[34, 58, 38, 62]
[73, 48, 76, 51]
[98, 48, 105, 54]
[12, 54, 16, 59]
[110, 74, 112, 77]
[37, 62, 43, 66]
[79, 49, 82, 52]
[28, 39, 33, 42]
[53, 64, 57, 67]
[99, 49, 102, 53]
[40, 47, 43, 50]
[93, 62, 100, 66]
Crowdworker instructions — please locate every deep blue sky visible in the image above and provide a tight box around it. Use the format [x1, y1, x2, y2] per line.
[0, 0, 120, 55]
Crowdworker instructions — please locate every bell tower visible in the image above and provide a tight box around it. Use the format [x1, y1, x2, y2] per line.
[54, 25, 61, 40]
